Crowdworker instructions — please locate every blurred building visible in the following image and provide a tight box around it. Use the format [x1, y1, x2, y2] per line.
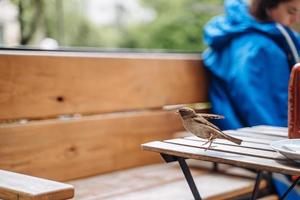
[85, 0, 155, 26]
[0, 0, 19, 46]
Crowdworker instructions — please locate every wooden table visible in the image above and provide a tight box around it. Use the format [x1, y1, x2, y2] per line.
[142, 125, 300, 200]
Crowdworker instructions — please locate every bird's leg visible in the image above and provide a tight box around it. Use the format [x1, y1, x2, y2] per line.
[202, 135, 213, 145]
[202, 139, 210, 146]
[203, 134, 214, 150]
[205, 140, 214, 151]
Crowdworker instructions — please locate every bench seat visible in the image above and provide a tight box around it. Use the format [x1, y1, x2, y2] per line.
[68, 162, 268, 200]
[0, 170, 74, 200]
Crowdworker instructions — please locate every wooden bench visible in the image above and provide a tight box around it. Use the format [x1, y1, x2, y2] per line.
[0, 50, 273, 199]
[0, 51, 206, 178]
[0, 169, 74, 200]
[0, 51, 207, 199]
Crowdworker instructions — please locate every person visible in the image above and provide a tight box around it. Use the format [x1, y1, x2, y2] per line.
[202, 0, 300, 198]
[203, 0, 300, 130]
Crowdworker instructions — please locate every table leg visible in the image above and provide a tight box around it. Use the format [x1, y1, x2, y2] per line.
[212, 162, 218, 172]
[279, 176, 300, 200]
[251, 171, 263, 200]
[160, 154, 202, 200]
[177, 157, 202, 200]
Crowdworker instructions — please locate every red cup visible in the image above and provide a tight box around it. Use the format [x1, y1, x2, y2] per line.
[288, 63, 300, 138]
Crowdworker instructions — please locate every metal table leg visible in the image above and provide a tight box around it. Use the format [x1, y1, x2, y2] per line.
[212, 162, 218, 172]
[279, 176, 300, 200]
[251, 171, 263, 200]
[177, 157, 202, 200]
[160, 154, 201, 200]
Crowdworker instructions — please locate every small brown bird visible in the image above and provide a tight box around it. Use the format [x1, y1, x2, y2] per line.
[177, 107, 242, 150]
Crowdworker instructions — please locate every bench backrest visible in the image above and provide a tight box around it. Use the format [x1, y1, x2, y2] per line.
[0, 51, 208, 181]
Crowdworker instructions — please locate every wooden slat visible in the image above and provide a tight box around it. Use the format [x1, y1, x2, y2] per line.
[206, 179, 266, 200]
[225, 134, 275, 145]
[0, 52, 207, 120]
[252, 125, 288, 132]
[258, 194, 279, 200]
[237, 127, 288, 137]
[69, 163, 207, 199]
[164, 138, 282, 160]
[0, 169, 74, 200]
[101, 175, 266, 200]
[225, 130, 284, 142]
[68, 163, 265, 200]
[142, 141, 300, 176]
[185, 136, 275, 152]
[177, 131, 274, 145]
[0, 110, 183, 181]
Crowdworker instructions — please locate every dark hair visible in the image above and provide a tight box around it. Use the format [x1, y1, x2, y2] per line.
[250, 0, 292, 21]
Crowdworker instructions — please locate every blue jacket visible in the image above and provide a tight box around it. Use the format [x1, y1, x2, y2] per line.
[203, 0, 300, 130]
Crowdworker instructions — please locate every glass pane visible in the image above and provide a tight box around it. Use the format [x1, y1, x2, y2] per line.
[0, 0, 223, 51]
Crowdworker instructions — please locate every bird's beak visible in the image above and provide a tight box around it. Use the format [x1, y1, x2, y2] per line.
[175, 110, 179, 114]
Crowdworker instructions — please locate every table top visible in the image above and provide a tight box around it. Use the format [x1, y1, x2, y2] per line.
[142, 125, 300, 176]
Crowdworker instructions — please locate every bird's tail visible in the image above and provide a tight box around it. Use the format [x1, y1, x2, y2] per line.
[224, 134, 243, 145]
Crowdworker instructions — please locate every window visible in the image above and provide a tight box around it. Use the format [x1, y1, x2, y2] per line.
[0, 0, 223, 51]
[0, 25, 3, 44]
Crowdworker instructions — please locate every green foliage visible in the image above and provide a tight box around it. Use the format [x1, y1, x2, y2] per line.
[42, 0, 107, 47]
[121, 0, 223, 51]
[10, 0, 223, 51]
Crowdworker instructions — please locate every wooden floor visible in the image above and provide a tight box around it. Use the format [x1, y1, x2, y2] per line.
[68, 161, 277, 200]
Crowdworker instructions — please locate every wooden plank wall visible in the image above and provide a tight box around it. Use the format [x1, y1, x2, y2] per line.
[0, 51, 208, 181]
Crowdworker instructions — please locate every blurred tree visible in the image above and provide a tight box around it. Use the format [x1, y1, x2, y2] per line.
[10, 0, 223, 51]
[43, 0, 103, 47]
[10, 0, 104, 47]
[44, 1, 92, 47]
[11, 0, 43, 45]
[121, 0, 223, 51]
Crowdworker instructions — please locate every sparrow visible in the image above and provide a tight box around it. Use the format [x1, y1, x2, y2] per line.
[177, 107, 242, 150]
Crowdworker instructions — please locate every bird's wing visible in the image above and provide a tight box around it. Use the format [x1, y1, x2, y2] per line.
[205, 125, 228, 136]
[193, 116, 221, 131]
[204, 125, 242, 145]
[198, 113, 225, 120]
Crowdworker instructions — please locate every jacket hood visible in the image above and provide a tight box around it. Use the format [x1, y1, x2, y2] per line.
[203, 0, 283, 49]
